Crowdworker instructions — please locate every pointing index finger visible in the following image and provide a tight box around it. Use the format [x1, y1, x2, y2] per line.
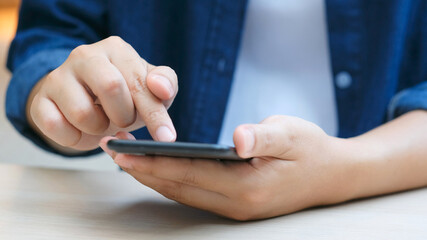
[130, 79, 176, 142]
[97, 37, 176, 142]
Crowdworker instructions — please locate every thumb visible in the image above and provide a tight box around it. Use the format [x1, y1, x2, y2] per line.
[233, 116, 300, 159]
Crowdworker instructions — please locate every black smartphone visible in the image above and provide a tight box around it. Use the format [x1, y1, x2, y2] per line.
[107, 139, 249, 161]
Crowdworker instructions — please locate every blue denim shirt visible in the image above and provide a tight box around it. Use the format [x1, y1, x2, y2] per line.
[6, 0, 427, 156]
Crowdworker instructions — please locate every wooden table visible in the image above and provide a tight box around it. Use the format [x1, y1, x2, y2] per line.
[0, 164, 426, 239]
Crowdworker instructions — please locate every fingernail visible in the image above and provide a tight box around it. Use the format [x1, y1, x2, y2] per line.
[124, 132, 136, 140]
[156, 126, 175, 142]
[152, 74, 173, 98]
[243, 128, 255, 155]
[116, 131, 136, 140]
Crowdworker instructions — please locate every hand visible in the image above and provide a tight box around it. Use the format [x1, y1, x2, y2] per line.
[27, 36, 178, 151]
[99, 115, 355, 221]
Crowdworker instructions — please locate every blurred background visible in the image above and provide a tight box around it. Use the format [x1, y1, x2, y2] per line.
[0, 0, 116, 170]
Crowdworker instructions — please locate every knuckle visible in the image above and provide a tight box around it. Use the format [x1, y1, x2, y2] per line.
[101, 76, 124, 96]
[129, 74, 149, 96]
[69, 44, 91, 59]
[107, 35, 123, 42]
[70, 106, 93, 125]
[106, 36, 128, 48]
[106, 35, 122, 43]
[39, 114, 62, 134]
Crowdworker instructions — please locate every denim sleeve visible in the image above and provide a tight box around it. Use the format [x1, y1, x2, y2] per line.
[387, 2, 427, 121]
[387, 82, 427, 120]
[5, 0, 107, 157]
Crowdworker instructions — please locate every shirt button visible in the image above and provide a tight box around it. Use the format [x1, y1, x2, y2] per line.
[335, 71, 352, 89]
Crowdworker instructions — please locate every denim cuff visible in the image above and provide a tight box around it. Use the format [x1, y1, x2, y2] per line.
[5, 48, 102, 157]
[387, 81, 427, 121]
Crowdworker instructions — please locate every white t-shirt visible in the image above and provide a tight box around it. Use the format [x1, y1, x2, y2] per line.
[218, 0, 338, 146]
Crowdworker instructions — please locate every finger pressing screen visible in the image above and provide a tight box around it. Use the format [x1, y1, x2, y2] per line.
[100, 38, 176, 142]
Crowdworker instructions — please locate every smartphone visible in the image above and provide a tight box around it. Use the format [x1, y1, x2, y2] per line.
[107, 139, 249, 161]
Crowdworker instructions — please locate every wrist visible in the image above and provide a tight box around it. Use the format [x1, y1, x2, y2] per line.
[320, 111, 427, 206]
[314, 136, 379, 205]
[326, 135, 389, 203]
